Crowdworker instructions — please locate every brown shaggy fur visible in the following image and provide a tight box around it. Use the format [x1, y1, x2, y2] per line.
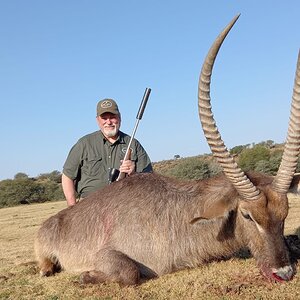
[35, 171, 296, 284]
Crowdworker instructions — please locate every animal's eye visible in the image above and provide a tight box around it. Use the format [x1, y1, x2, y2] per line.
[241, 211, 253, 221]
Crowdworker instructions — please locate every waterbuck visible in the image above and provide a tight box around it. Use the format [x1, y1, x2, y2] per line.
[35, 15, 300, 285]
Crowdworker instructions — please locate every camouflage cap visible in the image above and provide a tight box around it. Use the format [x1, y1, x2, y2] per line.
[96, 98, 120, 116]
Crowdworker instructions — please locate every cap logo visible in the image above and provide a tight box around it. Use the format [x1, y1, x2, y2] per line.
[101, 100, 113, 108]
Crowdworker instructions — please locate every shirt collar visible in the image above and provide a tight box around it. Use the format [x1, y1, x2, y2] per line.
[99, 130, 126, 145]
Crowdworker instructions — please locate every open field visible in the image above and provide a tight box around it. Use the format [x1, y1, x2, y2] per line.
[1, 195, 300, 300]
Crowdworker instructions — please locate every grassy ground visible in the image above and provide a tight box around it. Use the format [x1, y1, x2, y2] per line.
[1, 195, 300, 300]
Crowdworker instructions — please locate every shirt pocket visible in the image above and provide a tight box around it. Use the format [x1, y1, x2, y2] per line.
[120, 147, 137, 161]
[131, 150, 137, 161]
[82, 156, 103, 176]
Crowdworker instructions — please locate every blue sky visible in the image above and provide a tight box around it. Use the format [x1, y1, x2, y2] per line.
[0, 1, 299, 180]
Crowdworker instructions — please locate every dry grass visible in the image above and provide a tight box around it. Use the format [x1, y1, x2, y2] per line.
[1, 196, 300, 300]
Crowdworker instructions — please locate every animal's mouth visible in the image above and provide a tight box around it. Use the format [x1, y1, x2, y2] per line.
[260, 265, 294, 282]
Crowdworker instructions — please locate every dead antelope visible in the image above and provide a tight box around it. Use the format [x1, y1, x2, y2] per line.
[35, 15, 300, 285]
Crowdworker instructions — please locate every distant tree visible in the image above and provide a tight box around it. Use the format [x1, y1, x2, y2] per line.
[14, 172, 29, 180]
[0, 178, 44, 207]
[266, 140, 275, 148]
[230, 145, 246, 156]
[238, 145, 270, 171]
[173, 154, 181, 160]
[37, 170, 62, 183]
[257, 140, 275, 149]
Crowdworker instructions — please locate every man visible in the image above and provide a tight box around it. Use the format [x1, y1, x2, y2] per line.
[62, 98, 152, 206]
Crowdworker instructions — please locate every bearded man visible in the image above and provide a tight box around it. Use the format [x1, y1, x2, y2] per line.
[62, 98, 152, 206]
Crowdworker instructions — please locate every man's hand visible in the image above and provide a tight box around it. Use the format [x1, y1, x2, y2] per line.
[119, 160, 135, 175]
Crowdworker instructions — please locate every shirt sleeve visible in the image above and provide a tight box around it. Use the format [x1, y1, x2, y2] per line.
[134, 140, 153, 173]
[62, 140, 84, 180]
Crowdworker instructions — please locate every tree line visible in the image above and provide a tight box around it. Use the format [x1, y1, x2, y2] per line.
[0, 171, 64, 208]
[155, 140, 300, 180]
[1, 140, 299, 208]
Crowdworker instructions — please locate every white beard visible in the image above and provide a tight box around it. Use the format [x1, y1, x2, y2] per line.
[103, 126, 119, 138]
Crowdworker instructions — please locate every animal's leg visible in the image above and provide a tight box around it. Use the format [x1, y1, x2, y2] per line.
[35, 234, 61, 277]
[35, 246, 60, 277]
[38, 256, 56, 277]
[80, 248, 140, 285]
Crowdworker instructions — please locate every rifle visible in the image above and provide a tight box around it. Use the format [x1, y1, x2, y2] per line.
[108, 88, 151, 183]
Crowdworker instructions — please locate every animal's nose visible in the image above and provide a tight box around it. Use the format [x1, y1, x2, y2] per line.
[272, 265, 294, 281]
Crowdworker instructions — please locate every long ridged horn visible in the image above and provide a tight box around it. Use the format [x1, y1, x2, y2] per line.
[198, 14, 260, 200]
[272, 51, 300, 194]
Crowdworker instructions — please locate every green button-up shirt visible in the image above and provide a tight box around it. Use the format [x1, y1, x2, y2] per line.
[63, 130, 152, 197]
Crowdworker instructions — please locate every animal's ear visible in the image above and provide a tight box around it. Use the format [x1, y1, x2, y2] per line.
[289, 174, 300, 195]
[190, 196, 237, 224]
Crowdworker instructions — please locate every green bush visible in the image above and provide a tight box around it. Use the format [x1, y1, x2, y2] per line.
[0, 178, 43, 207]
[238, 145, 270, 172]
[230, 144, 250, 156]
[164, 157, 220, 180]
[0, 171, 64, 208]
[37, 170, 62, 183]
[42, 180, 64, 201]
[254, 160, 272, 174]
